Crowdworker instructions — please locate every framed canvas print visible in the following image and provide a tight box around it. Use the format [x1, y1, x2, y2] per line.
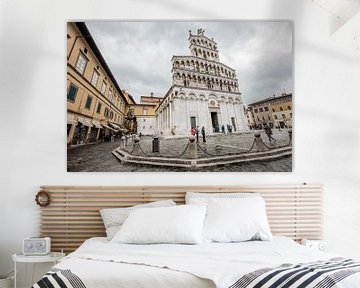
[66, 21, 293, 172]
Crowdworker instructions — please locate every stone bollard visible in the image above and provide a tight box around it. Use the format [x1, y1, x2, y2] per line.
[120, 136, 126, 149]
[288, 129, 292, 144]
[254, 133, 266, 152]
[188, 135, 198, 159]
[131, 135, 141, 156]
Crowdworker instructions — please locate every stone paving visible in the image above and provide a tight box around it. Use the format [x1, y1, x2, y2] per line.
[125, 129, 291, 158]
[67, 129, 292, 172]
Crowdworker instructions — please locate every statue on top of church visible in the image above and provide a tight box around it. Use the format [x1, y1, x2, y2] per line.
[197, 28, 205, 36]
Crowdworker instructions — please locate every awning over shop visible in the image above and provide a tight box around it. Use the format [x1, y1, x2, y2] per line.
[77, 116, 93, 127]
[109, 122, 121, 130]
[101, 124, 117, 132]
[110, 122, 128, 133]
[92, 120, 102, 129]
[67, 113, 78, 125]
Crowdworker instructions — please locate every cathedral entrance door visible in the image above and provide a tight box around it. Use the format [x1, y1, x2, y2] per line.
[211, 112, 219, 132]
[190, 117, 196, 129]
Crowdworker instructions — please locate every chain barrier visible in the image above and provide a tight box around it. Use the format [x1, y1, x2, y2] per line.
[245, 139, 256, 153]
[129, 142, 190, 159]
[125, 135, 292, 159]
[129, 143, 149, 157]
[196, 142, 255, 157]
[177, 142, 190, 158]
[262, 137, 292, 150]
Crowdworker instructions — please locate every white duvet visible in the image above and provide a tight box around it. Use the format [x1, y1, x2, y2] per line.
[54, 237, 360, 288]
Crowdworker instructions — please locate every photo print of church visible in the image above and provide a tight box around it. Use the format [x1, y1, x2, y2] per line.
[67, 21, 293, 172]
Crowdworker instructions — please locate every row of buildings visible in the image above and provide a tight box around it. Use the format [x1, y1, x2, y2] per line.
[67, 22, 292, 147]
[67, 22, 163, 146]
[246, 93, 292, 129]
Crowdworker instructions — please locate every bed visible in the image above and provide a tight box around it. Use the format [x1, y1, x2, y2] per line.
[33, 185, 360, 288]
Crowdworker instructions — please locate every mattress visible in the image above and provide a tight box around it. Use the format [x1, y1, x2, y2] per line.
[34, 236, 360, 288]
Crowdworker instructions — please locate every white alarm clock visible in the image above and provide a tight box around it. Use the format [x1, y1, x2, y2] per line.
[301, 239, 328, 252]
[23, 237, 51, 255]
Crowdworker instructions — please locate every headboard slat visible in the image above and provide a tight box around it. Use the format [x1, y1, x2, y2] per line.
[40, 185, 323, 253]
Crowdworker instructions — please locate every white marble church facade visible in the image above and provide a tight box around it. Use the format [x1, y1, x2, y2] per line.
[156, 29, 248, 136]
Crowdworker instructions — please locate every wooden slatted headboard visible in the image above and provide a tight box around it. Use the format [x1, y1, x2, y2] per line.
[39, 185, 323, 253]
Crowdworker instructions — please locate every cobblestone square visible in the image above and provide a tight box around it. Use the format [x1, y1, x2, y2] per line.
[67, 129, 292, 172]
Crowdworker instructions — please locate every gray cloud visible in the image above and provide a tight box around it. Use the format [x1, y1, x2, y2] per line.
[86, 21, 292, 105]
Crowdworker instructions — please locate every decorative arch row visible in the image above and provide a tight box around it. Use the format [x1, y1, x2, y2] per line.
[173, 58, 235, 78]
[190, 37, 217, 50]
[157, 91, 242, 114]
[172, 91, 241, 104]
[191, 47, 218, 60]
[173, 71, 239, 92]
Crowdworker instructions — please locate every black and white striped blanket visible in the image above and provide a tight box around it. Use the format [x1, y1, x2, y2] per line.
[229, 257, 360, 288]
[32, 258, 360, 288]
[32, 268, 86, 288]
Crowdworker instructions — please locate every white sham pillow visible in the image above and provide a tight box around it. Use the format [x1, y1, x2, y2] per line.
[186, 192, 260, 205]
[202, 197, 272, 243]
[111, 205, 207, 244]
[100, 200, 176, 240]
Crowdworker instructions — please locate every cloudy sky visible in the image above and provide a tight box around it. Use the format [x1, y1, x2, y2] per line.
[86, 21, 292, 105]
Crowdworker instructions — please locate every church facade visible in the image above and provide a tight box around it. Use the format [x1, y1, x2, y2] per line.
[156, 29, 248, 136]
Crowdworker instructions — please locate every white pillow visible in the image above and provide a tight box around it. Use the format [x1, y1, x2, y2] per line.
[202, 197, 272, 243]
[100, 200, 176, 240]
[111, 205, 207, 244]
[186, 192, 260, 204]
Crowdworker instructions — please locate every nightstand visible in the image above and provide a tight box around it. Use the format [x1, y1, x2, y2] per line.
[301, 239, 328, 252]
[12, 252, 65, 288]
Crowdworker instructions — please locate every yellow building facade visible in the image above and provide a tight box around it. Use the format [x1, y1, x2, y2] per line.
[67, 22, 128, 146]
[247, 93, 292, 129]
[127, 94, 163, 135]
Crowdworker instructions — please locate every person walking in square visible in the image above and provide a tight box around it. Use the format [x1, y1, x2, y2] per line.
[190, 127, 196, 136]
[196, 126, 199, 142]
[201, 126, 206, 143]
[264, 124, 276, 142]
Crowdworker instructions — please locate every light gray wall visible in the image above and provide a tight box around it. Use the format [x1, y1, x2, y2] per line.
[0, 0, 359, 287]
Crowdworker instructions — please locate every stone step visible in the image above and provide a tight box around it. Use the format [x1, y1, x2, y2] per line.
[112, 145, 292, 169]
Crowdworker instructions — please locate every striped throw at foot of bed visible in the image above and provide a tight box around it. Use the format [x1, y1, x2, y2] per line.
[230, 257, 360, 288]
